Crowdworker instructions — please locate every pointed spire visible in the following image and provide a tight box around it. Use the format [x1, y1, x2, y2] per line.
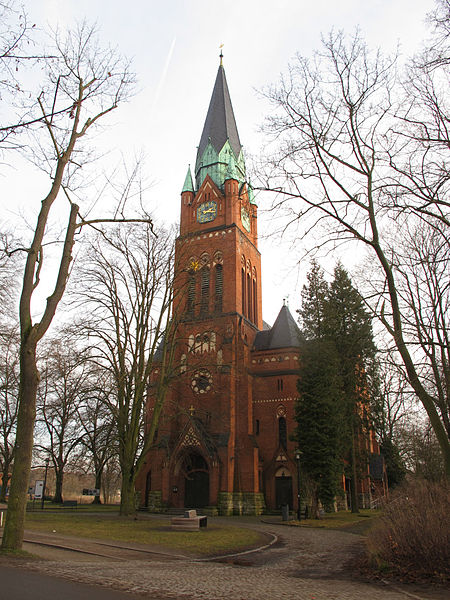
[252, 304, 303, 351]
[196, 64, 242, 168]
[268, 304, 302, 349]
[182, 165, 194, 193]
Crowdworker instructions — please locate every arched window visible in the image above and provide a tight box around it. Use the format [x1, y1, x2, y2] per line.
[278, 417, 287, 449]
[202, 333, 210, 353]
[214, 264, 223, 312]
[200, 268, 210, 313]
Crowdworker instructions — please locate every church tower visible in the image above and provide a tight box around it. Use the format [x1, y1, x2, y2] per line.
[137, 58, 307, 516]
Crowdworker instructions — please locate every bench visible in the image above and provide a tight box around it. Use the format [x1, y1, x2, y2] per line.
[171, 509, 207, 530]
[62, 500, 77, 508]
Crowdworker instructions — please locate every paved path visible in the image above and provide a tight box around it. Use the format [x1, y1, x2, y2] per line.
[1, 517, 447, 600]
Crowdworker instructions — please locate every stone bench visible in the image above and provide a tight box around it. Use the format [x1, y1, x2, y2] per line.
[171, 509, 207, 530]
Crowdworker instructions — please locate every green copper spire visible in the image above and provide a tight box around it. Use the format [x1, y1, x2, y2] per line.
[182, 165, 194, 193]
[225, 148, 238, 181]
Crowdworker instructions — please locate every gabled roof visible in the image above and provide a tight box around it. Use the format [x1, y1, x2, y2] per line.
[196, 65, 242, 166]
[253, 304, 303, 351]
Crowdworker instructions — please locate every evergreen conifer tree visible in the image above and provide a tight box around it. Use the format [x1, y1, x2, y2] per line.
[297, 260, 329, 340]
[326, 263, 376, 512]
[295, 261, 377, 514]
[296, 339, 343, 514]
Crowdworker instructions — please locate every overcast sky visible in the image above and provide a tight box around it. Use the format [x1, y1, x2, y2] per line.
[3, 0, 436, 324]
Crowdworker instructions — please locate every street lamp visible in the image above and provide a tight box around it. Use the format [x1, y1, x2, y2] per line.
[294, 448, 302, 521]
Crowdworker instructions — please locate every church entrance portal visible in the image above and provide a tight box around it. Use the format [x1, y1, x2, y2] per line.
[183, 453, 209, 508]
[275, 467, 293, 509]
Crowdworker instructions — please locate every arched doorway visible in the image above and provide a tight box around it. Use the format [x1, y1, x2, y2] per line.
[183, 453, 209, 508]
[275, 466, 293, 509]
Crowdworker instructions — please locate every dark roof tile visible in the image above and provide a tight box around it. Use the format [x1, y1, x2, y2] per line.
[253, 305, 303, 351]
[196, 65, 242, 163]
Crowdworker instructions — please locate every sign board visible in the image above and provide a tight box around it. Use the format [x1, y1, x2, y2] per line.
[82, 488, 100, 496]
[34, 480, 44, 499]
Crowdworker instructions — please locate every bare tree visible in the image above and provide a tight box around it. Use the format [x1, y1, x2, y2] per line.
[35, 339, 87, 503]
[397, 420, 446, 481]
[384, 1, 450, 230]
[0, 231, 20, 311]
[0, 1, 60, 149]
[0, 325, 19, 502]
[1, 22, 139, 550]
[76, 367, 116, 504]
[101, 454, 121, 504]
[392, 223, 450, 437]
[74, 221, 176, 515]
[260, 27, 450, 476]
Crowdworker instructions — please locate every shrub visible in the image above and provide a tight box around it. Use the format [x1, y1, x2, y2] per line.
[366, 479, 449, 582]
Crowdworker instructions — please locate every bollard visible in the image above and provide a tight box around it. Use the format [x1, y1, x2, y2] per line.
[281, 503, 289, 521]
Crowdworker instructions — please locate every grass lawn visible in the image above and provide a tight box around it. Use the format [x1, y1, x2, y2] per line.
[24, 512, 267, 556]
[292, 509, 382, 533]
[26, 501, 120, 512]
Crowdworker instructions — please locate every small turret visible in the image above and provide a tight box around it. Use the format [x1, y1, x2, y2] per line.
[180, 166, 195, 235]
[182, 166, 194, 194]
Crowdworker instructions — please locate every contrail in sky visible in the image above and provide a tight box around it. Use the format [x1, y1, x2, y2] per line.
[151, 36, 177, 114]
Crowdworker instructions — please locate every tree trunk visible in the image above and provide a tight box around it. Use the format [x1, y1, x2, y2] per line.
[350, 425, 360, 514]
[53, 468, 64, 504]
[92, 469, 102, 504]
[310, 485, 321, 519]
[1, 339, 38, 550]
[0, 458, 11, 503]
[119, 468, 136, 516]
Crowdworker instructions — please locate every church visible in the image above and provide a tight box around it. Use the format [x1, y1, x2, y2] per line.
[136, 58, 385, 515]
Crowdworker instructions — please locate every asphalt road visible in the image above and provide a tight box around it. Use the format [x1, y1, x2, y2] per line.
[0, 565, 144, 600]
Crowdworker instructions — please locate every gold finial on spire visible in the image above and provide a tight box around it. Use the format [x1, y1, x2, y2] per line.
[219, 44, 224, 66]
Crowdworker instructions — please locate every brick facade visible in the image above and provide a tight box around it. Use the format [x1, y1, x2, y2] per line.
[135, 61, 386, 515]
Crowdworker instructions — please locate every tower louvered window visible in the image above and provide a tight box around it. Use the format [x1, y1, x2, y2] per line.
[279, 417, 287, 449]
[214, 264, 223, 312]
[187, 273, 196, 315]
[253, 277, 257, 323]
[247, 273, 252, 322]
[241, 267, 246, 317]
[200, 268, 210, 313]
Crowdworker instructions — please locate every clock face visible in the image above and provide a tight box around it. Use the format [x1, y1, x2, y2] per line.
[191, 370, 213, 394]
[197, 200, 217, 224]
[241, 206, 251, 232]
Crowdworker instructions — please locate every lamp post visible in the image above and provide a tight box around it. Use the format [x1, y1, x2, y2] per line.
[294, 448, 302, 521]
